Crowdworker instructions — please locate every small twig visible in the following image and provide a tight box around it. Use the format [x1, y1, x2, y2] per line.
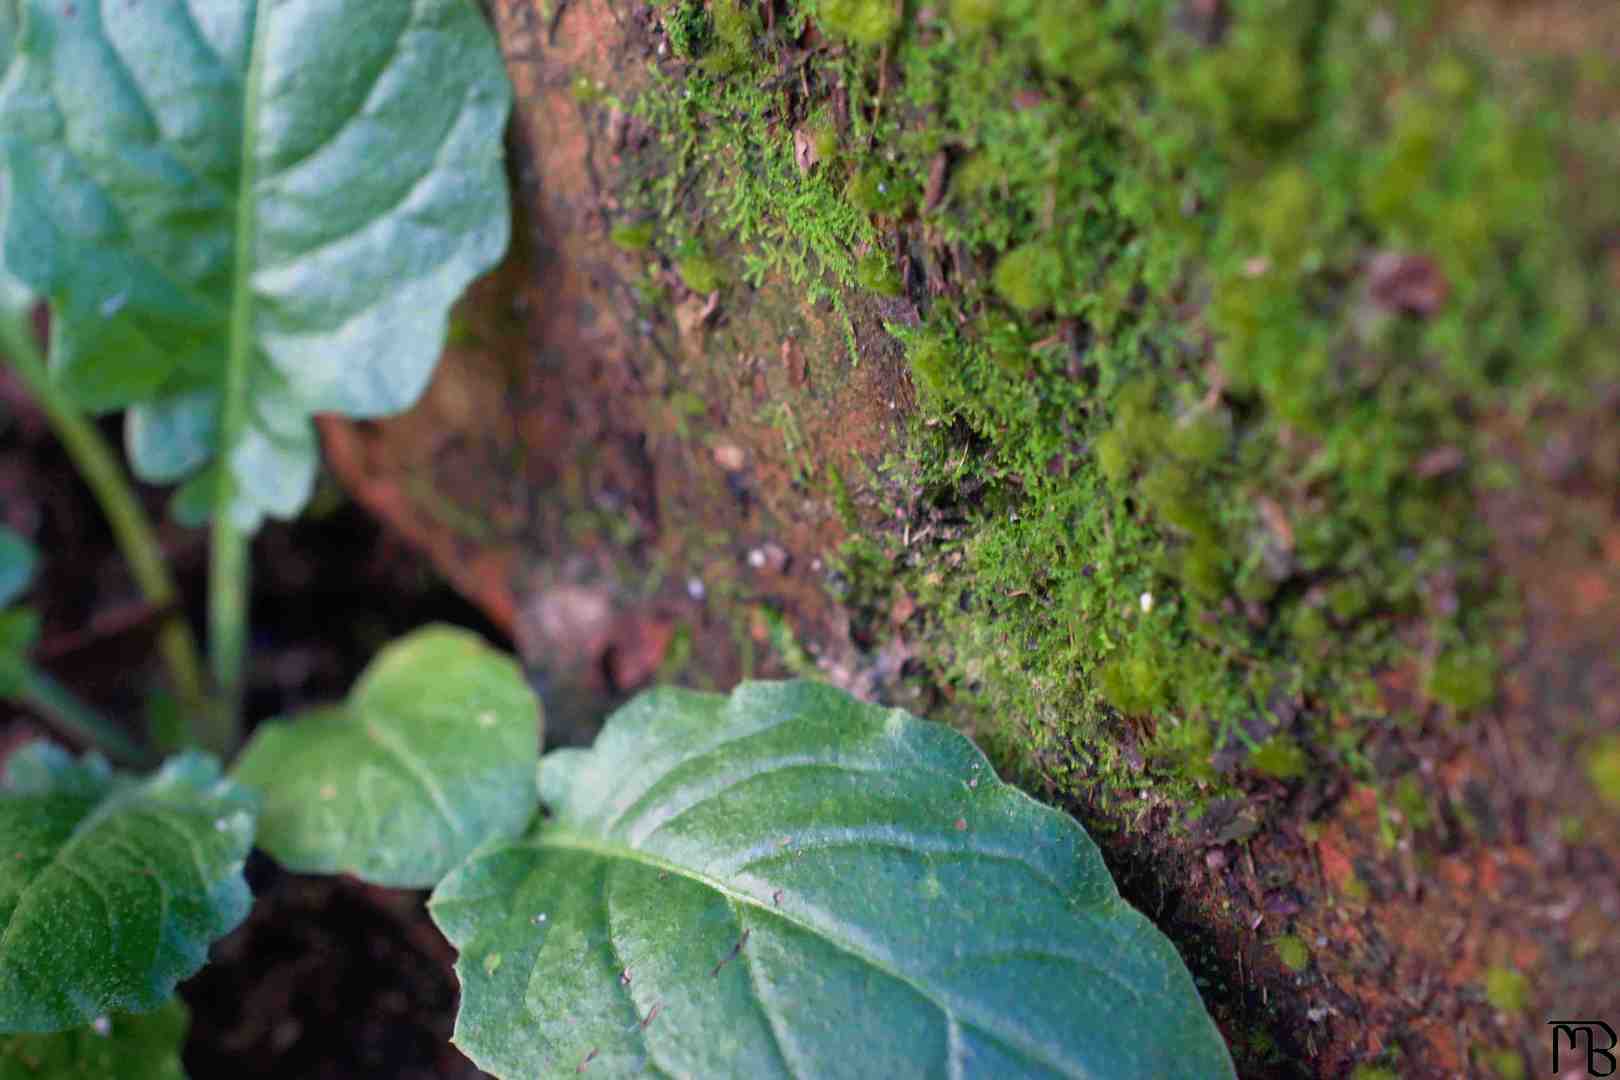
[711, 929, 751, 977]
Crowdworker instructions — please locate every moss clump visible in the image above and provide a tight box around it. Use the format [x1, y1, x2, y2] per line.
[1588, 734, 1620, 811]
[1477, 1047, 1526, 1080]
[991, 242, 1062, 313]
[661, 0, 711, 59]
[610, 221, 656, 252]
[848, 164, 918, 218]
[1098, 643, 1171, 716]
[902, 327, 961, 408]
[816, 0, 900, 46]
[1483, 966, 1529, 1013]
[948, 0, 998, 34]
[1270, 934, 1310, 973]
[1427, 649, 1496, 712]
[855, 250, 903, 296]
[678, 253, 723, 294]
[1251, 738, 1308, 781]
[1349, 1067, 1398, 1080]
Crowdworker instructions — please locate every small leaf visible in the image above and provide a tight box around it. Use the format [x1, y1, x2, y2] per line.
[0, 527, 35, 609]
[0, 0, 512, 527]
[0, 745, 255, 1033]
[234, 625, 542, 889]
[0, 999, 188, 1079]
[430, 681, 1234, 1079]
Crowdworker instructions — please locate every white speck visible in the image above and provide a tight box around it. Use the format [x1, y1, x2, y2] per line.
[214, 819, 229, 832]
[99, 293, 128, 317]
[1139, 591, 1154, 614]
[686, 577, 706, 600]
[968, 778, 978, 789]
[91, 1016, 111, 1036]
[532, 913, 548, 925]
[477, 711, 496, 729]
[319, 784, 337, 800]
[747, 548, 767, 569]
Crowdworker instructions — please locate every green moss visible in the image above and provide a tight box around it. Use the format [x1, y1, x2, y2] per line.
[1094, 429, 1133, 485]
[662, 0, 711, 59]
[948, 0, 998, 34]
[901, 328, 960, 407]
[1166, 412, 1229, 466]
[1098, 643, 1171, 716]
[816, 0, 900, 46]
[855, 250, 903, 296]
[678, 253, 724, 294]
[1393, 775, 1433, 831]
[1251, 738, 1308, 781]
[991, 242, 1062, 313]
[1589, 734, 1620, 811]
[611, 221, 656, 252]
[1349, 1067, 1399, 1080]
[1427, 649, 1496, 712]
[1478, 1047, 1526, 1080]
[1270, 934, 1310, 973]
[1483, 966, 1529, 1014]
[617, 0, 1617, 865]
[848, 164, 918, 218]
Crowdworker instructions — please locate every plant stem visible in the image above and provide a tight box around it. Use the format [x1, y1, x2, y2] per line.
[18, 663, 152, 768]
[0, 310, 214, 745]
[209, 8, 271, 750]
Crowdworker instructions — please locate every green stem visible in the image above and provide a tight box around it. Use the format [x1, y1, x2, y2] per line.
[0, 310, 214, 745]
[209, 3, 271, 748]
[18, 664, 152, 768]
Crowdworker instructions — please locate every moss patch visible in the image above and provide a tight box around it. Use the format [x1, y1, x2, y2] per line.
[1271, 934, 1310, 973]
[1483, 965, 1529, 1014]
[618, 0, 1618, 839]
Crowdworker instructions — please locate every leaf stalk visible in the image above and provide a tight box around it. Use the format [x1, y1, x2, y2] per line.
[0, 308, 213, 748]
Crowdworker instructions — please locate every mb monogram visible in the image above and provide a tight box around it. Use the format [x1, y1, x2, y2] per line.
[1549, 1020, 1618, 1077]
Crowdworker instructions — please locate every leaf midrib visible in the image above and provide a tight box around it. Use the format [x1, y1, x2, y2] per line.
[522, 830, 1089, 1080]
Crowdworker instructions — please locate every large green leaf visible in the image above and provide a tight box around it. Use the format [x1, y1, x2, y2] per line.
[0, 527, 34, 610]
[430, 681, 1234, 1079]
[234, 625, 541, 889]
[0, 0, 511, 527]
[0, 744, 254, 1033]
[0, 999, 188, 1079]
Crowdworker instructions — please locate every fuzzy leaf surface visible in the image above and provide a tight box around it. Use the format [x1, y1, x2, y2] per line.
[0, 745, 254, 1033]
[0, 0, 511, 527]
[234, 625, 541, 889]
[430, 681, 1234, 1079]
[0, 999, 188, 1079]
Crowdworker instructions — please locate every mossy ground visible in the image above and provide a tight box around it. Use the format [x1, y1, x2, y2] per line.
[611, 0, 1618, 829]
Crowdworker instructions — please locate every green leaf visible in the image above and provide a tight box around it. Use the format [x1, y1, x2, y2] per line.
[0, 0, 512, 528]
[0, 527, 35, 609]
[0, 744, 255, 1033]
[430, 681, 1234, 1079]
[234, 625, 541, 889]
[0, 999, 188, 1079]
